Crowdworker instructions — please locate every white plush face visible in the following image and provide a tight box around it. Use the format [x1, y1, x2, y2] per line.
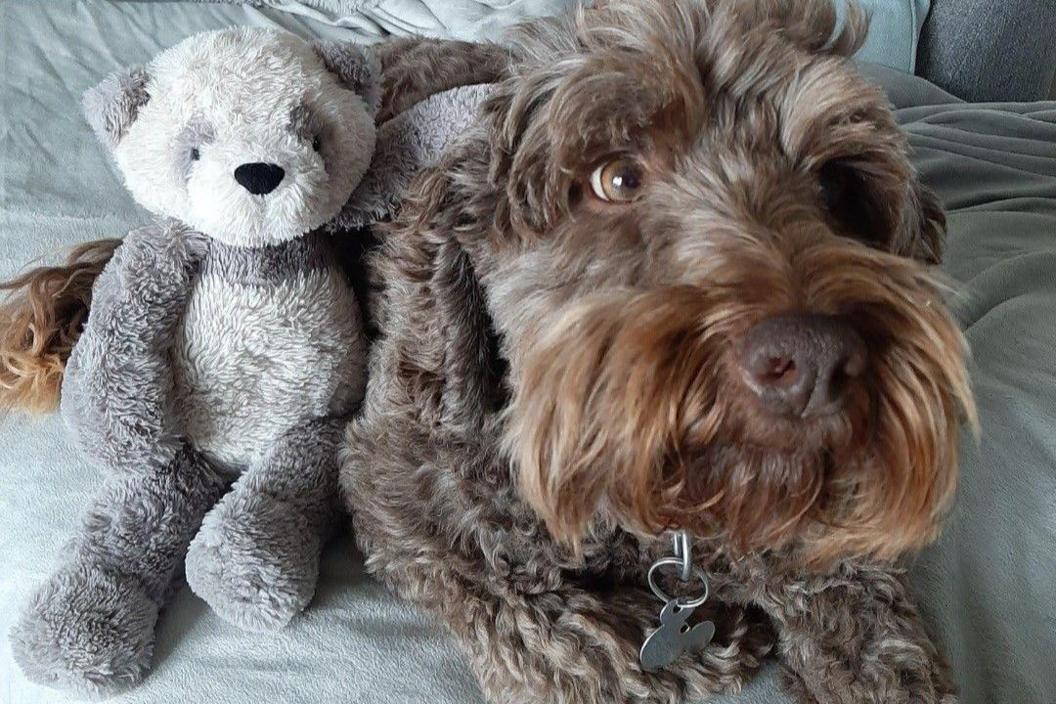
[97, 28, 377, 247]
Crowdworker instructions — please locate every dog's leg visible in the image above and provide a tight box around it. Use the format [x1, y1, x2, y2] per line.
[441, 581, 771, 704]
[185, 417, 343, 632]
[756, 564, 956, 704]
[346, 423, 771, 704]
[371, 37, 507, 122]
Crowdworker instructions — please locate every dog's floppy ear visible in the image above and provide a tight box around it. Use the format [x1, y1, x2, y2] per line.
[375, 141, 507, 433]
[431, 238, 507, 430]
[82, 67, 151, 149]
[896, 179, 946, 265]
[314, 40, 382, 117]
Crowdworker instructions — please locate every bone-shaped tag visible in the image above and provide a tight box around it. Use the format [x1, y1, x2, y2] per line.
[639, 599, 716, 673]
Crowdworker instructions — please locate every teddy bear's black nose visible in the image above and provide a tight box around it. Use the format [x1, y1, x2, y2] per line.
[233, 162, 285, 195]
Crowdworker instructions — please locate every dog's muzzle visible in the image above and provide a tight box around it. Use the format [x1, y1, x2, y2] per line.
[508, 257, 974, 564]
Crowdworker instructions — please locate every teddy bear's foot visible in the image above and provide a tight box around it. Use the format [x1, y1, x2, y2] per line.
[186, 492, 321, 633]
[9, 566, 157, 699]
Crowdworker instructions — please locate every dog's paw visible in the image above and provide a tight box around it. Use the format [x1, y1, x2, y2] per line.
[9, 566, 157, 699]
[185, 494, 321, 632]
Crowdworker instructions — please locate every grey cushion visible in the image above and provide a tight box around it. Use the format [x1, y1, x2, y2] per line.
[918, 0, 1056, 101]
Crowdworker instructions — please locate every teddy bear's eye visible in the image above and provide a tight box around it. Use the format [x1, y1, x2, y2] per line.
[312, 136, 321, 152]
[190, 148, 201, 162]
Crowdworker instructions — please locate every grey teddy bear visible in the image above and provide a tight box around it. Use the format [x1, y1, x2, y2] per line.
[7, 27, 494, 698]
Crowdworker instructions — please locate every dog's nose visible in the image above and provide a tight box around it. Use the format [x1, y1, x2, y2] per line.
[739, 314, 867, 418]
[233, 162, 285, 195]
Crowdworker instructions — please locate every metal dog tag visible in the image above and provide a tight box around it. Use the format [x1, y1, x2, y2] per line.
[639, 531, 714, 673]
[640, 599, 716, 673]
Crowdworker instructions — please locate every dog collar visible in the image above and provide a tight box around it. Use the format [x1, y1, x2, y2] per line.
[639, 530, 715, 673]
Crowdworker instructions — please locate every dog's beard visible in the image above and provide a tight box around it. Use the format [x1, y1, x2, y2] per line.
[504, 241, 975, 566]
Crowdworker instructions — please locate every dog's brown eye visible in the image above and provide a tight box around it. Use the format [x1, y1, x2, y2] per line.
[590, 158, 645, 203]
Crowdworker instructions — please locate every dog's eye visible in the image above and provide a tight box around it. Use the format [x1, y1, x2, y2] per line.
[590, 158, 645, 203]
[312, 135, 321, 152]
[818, 165, 846, 213]
[817, 160, 887, 247]
[190, 147, 201, 162]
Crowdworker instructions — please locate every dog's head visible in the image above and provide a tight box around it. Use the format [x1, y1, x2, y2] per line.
[404, 0, 975, 567]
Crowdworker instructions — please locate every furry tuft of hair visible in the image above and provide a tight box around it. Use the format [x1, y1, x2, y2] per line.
[0, 239, 120, 413]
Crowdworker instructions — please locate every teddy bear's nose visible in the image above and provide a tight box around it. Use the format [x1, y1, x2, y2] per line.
[233, 162, 285, 196]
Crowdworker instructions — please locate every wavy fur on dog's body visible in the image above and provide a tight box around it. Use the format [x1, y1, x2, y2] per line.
[343, 2, 972, 702]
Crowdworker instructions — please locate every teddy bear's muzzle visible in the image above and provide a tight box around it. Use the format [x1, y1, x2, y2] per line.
[234, 162, 285, 196]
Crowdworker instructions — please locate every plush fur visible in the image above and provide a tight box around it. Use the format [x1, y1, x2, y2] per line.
[341, 2, 975, 703]
[172, 234, 365, 471]
[98, 29, 377, 248]
[6, 28, 503, 699]
[0, 36, 505, 416]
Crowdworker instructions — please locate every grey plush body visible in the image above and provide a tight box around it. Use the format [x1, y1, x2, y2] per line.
[9, 26, 501, 699]
[10, 221, 358, 697]
[173, 232, 364, 472]
[342, 2, 967, 703]
[25, 219, 356, 657]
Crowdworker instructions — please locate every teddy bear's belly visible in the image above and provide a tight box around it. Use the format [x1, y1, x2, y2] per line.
[173, 266, 365, 473]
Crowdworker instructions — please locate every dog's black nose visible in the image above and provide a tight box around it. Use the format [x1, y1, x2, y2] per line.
[739, 314, 867, 418]
[233, 162, 285, 195]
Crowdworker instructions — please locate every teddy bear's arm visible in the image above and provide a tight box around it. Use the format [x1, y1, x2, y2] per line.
[59, 219, 204, 473]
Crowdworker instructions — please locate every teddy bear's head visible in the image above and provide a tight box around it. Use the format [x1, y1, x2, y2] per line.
[82, 27, 380, 247]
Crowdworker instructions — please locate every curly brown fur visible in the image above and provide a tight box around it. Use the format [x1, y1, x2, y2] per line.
[343, 1, 973, 702]
[0, 38, 506, 415]
[0, 239, 120, 413]
[371, 37, 509, 123]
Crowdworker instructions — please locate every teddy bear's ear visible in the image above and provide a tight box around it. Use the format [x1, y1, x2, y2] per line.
[82, 67, 151, 149]
[313, 40, 382, 118]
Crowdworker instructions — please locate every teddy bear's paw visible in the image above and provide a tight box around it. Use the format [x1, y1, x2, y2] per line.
[9, 566, 158, 699]
[186, 494, 321, 633]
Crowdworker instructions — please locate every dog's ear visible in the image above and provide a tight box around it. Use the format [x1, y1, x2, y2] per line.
[82, 67, 151, 149]
[377, 143, 507, 433]
[432, 239, 507, 430]
[895, 179, 946, 265]
[314, 40, 382, 118]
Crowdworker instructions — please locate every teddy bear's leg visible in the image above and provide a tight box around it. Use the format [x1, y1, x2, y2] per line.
[185, 417, 343, 632]
[9, 443, 227, 698]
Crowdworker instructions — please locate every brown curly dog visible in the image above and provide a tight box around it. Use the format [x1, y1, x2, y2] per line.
[341, 1, 975, 703]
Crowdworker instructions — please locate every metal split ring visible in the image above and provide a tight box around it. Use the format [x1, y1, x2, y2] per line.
[673, 530, 692, 581]
[646, 557, 710, 609]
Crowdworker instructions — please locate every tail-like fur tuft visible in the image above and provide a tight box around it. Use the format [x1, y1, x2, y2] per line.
[0, 239, 120, 413]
